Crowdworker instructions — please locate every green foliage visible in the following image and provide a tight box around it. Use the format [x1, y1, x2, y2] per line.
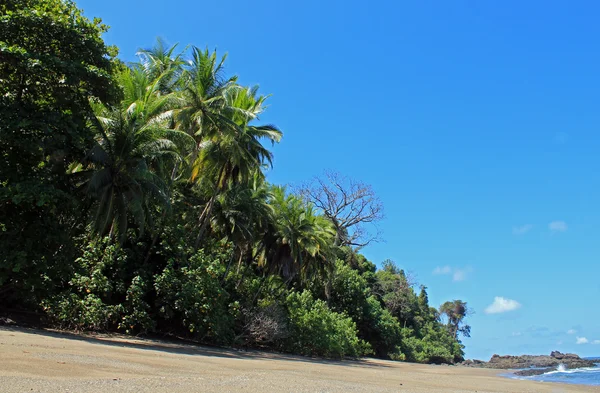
[400, 323, 464, 364]
[439, 300, 471, 340]
[0, 0, 471, 364]
[42, 237, 131, 330]
[0, 0, 120, 304]
[260, 186, 335, 282]
[120, 276, 155, 334]
[44, 292, 123, 331]
[285, 290, 371, 358]
[154, 250, 237, 343]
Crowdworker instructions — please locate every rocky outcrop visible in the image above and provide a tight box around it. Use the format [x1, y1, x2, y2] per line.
[461, 351, 596, 370]
[550, 351, 579, 360]
[513, 367, 556, 377]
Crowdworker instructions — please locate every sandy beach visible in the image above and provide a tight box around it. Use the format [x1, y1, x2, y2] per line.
[0, 327, 595, 393]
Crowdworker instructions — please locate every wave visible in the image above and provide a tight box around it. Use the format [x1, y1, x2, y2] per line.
[508, 364, 600, 386]
[542, 366, 600, 375]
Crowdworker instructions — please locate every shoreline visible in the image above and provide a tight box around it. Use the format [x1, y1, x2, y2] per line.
[1, 326, 596, 392]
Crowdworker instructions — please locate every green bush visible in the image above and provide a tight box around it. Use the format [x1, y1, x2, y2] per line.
[399, 323, 463, 364]
[119, 275, 155, 334]
[285, 290, 371, 358]
[321, 260, 404, 359]
[154, 250, 237, 343]
[43, 292, 123, 330]
[363, 295, 404, 358]
[42, 238, 128, 330]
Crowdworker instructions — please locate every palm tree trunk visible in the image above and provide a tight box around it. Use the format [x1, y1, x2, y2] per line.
[143, 162, 179, 265]
[143, 218, 165, 265]
[194, 195, 216, 248]
[194, 165, 227, 248]
[235, 250, 254, 290]
[221, 252, 237, 283]
[251, 274, 269, 305]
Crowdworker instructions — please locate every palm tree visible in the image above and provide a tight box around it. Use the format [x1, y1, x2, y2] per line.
[175, 46, 238, 143]
[258, 186, 335, 284]
[137, 38, 185, 95]
[74, 68, 193, 242]
[210, 175, 273, 280]
[191, 85, 282, 245]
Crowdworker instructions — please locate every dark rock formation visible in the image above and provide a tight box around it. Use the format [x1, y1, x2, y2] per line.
[513, 367, 555, 377]
[550, 351, 579, 360]
[461, 351, 595, 370]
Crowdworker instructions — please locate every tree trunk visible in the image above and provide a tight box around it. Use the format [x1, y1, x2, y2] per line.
[144, 162, 179, 265]
[251, 274, 269, 305]
[235, 250, 254, 289]
[221, 252, 236, 283]
[194, 195, 216, 248]
[143, 219, 164, 265]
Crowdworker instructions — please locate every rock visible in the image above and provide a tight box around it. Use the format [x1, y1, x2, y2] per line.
[460, 359, 489, 367]
[550, 351, 580, 360]
[514, 367, 555, 377]
[463, 351, 596, 370]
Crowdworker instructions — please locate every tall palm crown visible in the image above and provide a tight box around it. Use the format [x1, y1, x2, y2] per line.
[191, 85, 282, 188]
[78, 67, 192, 241]
[137, 38, 185, 95]
[259, 186, 335, 282]
[175, 47, 238, 143]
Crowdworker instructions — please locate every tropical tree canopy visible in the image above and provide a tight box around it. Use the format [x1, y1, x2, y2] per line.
[0, 0, 471, 364]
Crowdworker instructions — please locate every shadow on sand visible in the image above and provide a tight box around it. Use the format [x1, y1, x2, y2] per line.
[0, 325, 391, 369]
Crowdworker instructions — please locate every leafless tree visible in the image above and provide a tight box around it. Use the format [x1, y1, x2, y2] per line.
[298, 170, 384, 248]
[240, 304, 290, 345]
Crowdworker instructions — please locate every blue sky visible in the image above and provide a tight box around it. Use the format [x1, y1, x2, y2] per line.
[77, 0, 600, 359]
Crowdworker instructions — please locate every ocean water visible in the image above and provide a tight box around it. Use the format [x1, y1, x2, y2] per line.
[511, 360, 600, 386]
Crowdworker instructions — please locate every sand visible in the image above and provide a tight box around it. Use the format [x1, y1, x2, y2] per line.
[0, 327, 596, 392]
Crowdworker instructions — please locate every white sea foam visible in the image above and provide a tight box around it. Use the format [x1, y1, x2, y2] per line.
[541, 365, 600, 376]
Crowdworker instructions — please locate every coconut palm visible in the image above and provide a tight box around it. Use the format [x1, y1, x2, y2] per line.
[210, 175, 273, 280]
[191, 86, 282, 245]
[175, 46, 238, 143]
[137, 38, 185, 95]
[258, 186, 335, 284]
[75, 68, 193, 242]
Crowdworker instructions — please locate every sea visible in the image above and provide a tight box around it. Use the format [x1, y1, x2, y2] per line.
[509, 358, 600, 386]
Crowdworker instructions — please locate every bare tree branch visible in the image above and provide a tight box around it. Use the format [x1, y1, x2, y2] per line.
[297, 170, 384, 248]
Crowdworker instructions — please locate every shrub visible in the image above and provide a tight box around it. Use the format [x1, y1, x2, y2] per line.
[285, 290, 371, 358]
[119, 275, 155, 334]
[42, 238, 128, 330]
[363, 295, 404, 358]
[154, 250, 237, 343]
[43, 292, 122, 330]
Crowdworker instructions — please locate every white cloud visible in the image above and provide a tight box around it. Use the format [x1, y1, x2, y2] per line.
[567, 329, 577, 335]
[512, 332, 522, 337]
[549, 221, 568, 233]
[576, 337, 588, 344]
[433, 266, 451, 275]
[557, 340, 563, 345]
[433, 266, 471, 282]
[485, 297, 522, 314]
[513, 224, 533, 235]
[593, 340, 600, 345]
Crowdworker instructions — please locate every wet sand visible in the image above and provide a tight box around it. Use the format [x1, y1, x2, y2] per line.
[0, 327, 595, 392]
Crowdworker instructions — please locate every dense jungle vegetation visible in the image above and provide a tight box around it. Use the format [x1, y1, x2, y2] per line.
[0, 0, 470, 363]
